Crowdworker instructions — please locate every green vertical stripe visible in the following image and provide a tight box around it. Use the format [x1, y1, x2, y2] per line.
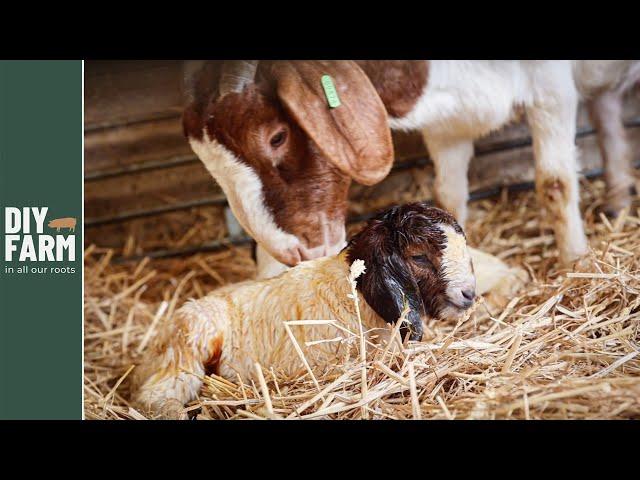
[0, 61, 82, 419]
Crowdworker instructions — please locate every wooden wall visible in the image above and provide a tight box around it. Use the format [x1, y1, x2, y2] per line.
[84, 61, 640, 256]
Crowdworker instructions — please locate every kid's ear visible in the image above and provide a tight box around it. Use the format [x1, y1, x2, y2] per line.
[355, 249, 425, 342]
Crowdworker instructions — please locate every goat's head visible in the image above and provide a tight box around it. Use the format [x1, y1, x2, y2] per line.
[346, 203, 476, 341]
[183, 60, 393, 266]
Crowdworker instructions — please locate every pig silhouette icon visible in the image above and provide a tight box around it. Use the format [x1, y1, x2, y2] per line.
[48, 217, 77, 232]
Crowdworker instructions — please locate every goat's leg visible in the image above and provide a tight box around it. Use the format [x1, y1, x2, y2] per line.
[526, 79, 588, 264]
[422, 136, 474, 226]
[131, 300, 228, 419]
[588, 91, 636, 216]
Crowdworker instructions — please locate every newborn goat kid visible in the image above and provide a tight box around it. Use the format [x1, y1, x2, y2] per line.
[131, 204, 475, 418]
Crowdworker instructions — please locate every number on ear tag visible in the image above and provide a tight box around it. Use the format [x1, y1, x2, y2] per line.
[321, 75, 341, 108]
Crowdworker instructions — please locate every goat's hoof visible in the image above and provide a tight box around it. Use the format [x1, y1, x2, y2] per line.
[601, 184, 637, 218]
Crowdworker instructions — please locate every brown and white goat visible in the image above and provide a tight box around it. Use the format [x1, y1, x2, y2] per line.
[183, 60, 639, 278]
[131, 204, 478, 418]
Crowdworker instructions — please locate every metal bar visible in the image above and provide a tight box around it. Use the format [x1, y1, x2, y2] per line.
[110, 162, 640, 264]
[477, 118, 640, 155]
[84, 154, 197, 181]
[113, 236, 255, 264]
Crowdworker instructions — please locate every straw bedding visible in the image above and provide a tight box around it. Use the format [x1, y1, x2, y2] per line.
[84, 174, 640, 420]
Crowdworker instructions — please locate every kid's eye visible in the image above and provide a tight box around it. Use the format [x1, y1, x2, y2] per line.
[412, 255, 433, 266]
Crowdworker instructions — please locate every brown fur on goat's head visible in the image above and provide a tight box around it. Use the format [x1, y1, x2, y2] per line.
[346, 203, 476, 341]
[183, 60, 393, 266]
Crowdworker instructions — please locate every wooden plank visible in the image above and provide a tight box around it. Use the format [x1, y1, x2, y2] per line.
[84, 60, 184, 129]
[84, 116, 190, 174]
[84, 204, 228, 253]
[85, 161, 218, 219]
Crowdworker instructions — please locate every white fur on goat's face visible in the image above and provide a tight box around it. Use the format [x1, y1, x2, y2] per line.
[189, 135, 304, 265]
[439, 223, 476, 317]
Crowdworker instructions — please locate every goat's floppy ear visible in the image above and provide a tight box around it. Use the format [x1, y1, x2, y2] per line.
[272, 61, 394, 186]
[355, 249, 425, 342]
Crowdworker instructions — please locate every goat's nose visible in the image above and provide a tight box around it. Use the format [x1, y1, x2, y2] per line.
[462, 289, 475, 301]
[274, 245, 303, 267]
[460, 289, 476, 308]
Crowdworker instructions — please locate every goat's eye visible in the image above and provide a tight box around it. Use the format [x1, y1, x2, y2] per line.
[412, 255, 434, 268]
[269, 130, 287, 149]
